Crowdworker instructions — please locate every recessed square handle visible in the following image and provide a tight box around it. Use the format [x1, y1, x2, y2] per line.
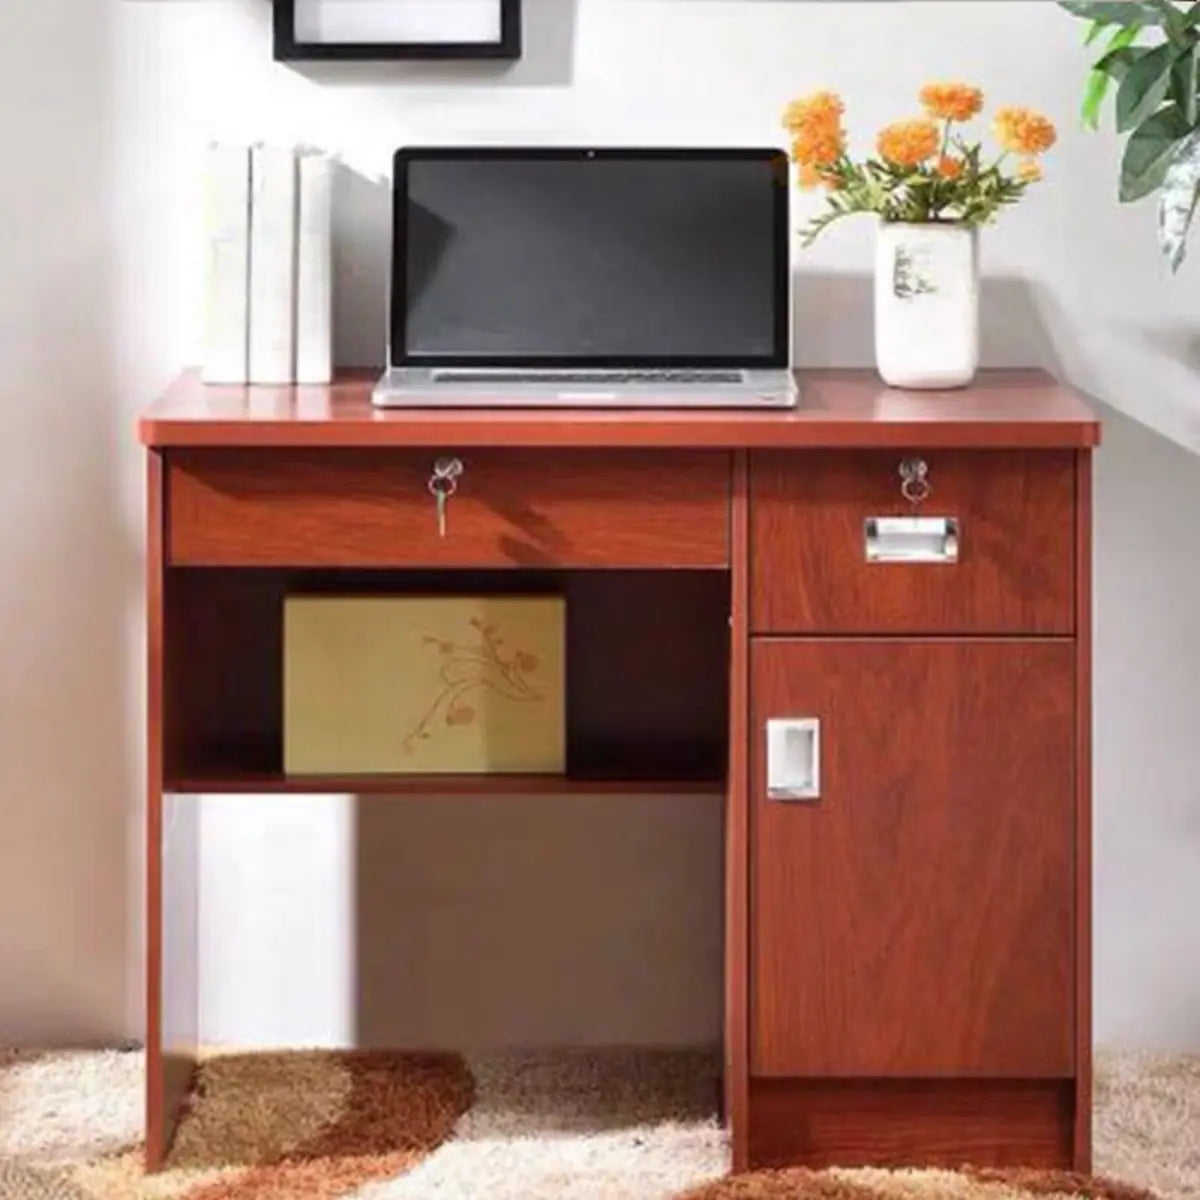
[767, 718, 820, 802]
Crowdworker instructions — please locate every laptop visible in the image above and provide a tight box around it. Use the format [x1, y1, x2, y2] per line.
[373, 147, 796, 408]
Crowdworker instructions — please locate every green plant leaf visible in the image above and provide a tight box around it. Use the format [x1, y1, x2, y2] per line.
[1170, 40, 1200, 121]
[1116, 41, 1177, 131]
[1083, 69, 1114, 126]
[1120, 103, 1194, 199]
[1147, 0, 1187, 40]
[1158, 128, 1200, 266]
[1059, 0, 1173, 25]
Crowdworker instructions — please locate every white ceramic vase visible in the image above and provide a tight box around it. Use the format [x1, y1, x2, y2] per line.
[874, 221, 979, 390]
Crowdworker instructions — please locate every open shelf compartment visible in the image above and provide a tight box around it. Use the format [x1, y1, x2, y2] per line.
[162, 568, 730, 795]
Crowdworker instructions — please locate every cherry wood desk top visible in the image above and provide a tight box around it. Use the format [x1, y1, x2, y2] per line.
[140, 369, 1100, 450]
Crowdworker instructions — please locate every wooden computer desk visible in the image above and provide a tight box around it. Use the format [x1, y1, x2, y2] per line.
[138, 368, 1100, 1174]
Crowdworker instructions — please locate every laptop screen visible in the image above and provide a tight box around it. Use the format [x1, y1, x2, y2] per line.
[392, 149, 790, 368]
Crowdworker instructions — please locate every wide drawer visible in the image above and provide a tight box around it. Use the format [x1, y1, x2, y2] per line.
[167, 448, 730, 567]
[751, 450, 1075, 634]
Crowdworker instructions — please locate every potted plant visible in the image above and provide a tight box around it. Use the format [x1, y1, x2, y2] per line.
[782, 85, 1056, 389]
[1059, 0, 1200, 270]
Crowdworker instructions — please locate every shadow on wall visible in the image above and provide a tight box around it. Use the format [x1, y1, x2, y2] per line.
[0, 2, 132, 1042]
[1092, 404, 1200, 1048]
[284, 0, 579, 89]
[354, 793, 725, 1050]
[792, 271, 1062, 371]
[333, 164, 391, 369]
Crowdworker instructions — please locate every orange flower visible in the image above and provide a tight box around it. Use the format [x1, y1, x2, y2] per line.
[784, 91, 846, 169]
[935, 155, 964, 180]
[876, 118, 940, 168]
[782, 91, 849, 169]
[791, 126, 844, 168]
[782, 90, 844, 134]
[920, 82, 984, 123]
[1017, 158, 1043, 183]
[993, 107, 1057, 157]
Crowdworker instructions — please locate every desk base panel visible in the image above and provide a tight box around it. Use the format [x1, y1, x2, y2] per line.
[747, 1078, 1077, 1170]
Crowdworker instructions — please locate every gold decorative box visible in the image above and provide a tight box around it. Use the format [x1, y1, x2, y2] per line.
[284, 595, 566, 775]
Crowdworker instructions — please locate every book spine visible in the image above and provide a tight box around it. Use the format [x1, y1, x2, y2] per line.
[248, 144, 298, 384]
[296, 153, 334, 385]
[200, 144, 251, 385]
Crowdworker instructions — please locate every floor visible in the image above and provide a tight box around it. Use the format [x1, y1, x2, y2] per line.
[0, 1047, 1195, 1199]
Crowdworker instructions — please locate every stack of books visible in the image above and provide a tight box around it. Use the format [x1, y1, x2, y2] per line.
[201, 144, 334, 386]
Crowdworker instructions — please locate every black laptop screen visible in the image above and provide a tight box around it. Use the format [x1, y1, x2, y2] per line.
[394, 150, 789, 367]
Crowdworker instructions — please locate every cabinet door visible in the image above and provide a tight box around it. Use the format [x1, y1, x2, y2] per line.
[751, 639, 1074, 1078]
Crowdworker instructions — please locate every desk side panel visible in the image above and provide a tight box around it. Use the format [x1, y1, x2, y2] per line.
[1074, 450, 1094, 1171]
[726, 453, 750, 1168]
[147, 452, 199, 1170]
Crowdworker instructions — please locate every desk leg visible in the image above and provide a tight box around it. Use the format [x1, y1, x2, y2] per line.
[725, 451, 750, 1171]
[146, 452, 199, 1170]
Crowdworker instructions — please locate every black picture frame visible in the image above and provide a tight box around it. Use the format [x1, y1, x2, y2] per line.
[273, 0, 522, 61]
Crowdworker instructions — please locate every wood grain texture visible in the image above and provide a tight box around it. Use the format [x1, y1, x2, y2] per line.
[146, 453, 197, 1171]
[747, 1078, 1075, 1169]
[140, 370, 1101, 451]
[726, 453, 750, 1170]
[1074, 451, 1094, 1171]
[750, 450, 1076, 635]
[167, 449, 729, 568]
[750, 639, 1076, 1078]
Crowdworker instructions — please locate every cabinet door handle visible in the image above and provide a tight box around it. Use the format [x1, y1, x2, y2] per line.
[767, 718, 820, 802]
[864, 516, 959, 564]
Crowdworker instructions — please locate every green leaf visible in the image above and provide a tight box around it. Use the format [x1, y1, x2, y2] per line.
[1098, 23, 1149, 67]
[1170, 40, 1200, 121]
[1085, 34, 1148, 126]
[1083, 69, 1114, 126]
[1120, 103, 1194, 199]
[1116, 41, 1177, 130]
[1085, 16, 1110, 43]
[1147, 0, 1188, 40]
[1159, 129, 1200, 266]
[1059, 0, 1173, 25]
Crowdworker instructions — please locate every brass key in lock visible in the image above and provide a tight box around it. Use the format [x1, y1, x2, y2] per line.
[428, 457, 464, 538]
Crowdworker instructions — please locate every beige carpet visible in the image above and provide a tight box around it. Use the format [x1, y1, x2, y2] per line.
[0, 1047, 1194, 1199]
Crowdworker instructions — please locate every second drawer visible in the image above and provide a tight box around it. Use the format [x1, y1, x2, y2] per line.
[750, 449, 1076, 634]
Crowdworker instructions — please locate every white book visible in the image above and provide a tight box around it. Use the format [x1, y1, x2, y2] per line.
[200, 143, 251, 385]
[249, 144, 298, 384]
[296, 152, 334, 385]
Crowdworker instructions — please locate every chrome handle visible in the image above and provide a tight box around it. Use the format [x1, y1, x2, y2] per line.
[767, 718, 820, 802]
[865, 516, 959, 564]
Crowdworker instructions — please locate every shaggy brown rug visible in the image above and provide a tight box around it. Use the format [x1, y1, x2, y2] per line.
[677, 1167, 1162, 1200]
[0, 1047, 1188, 1199]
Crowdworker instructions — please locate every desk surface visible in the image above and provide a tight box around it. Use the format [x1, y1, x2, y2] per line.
[140, 369, 1100, 449]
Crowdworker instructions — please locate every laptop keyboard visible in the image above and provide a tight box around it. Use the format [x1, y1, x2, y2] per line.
[431, 369, 745, 385]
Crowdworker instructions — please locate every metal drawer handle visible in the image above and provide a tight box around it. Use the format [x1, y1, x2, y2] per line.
[865, 516, 959, 564]
[767, 718, 820, 802]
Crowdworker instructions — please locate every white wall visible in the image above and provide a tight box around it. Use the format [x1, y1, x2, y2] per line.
[0, 0, 1197, 1049]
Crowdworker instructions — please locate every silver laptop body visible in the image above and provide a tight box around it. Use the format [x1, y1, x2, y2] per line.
[374, 148, 796, 409]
